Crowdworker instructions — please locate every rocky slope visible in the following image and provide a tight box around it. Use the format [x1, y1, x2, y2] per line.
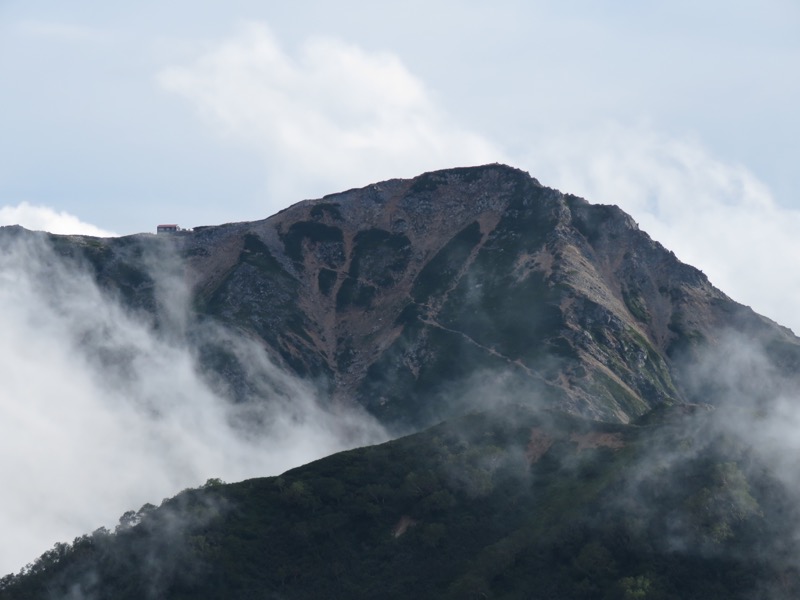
[19, 163, 795, 429]
[4, 164, 800, 598]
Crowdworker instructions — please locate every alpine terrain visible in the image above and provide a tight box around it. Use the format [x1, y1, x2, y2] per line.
[2, 164, 800, 599]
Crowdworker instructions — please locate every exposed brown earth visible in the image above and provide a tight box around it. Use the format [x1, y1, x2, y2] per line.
[569, 431, 626, 451]
[20, 164, 800, 430]
[526, 425, 626, 464]
[526, 427, 556, 464]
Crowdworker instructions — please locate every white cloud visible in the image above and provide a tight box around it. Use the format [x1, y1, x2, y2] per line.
[156, 23, 800, 336]
[0, 235, 386, 574]
[0, 202, 117, 237]
[157, 22, 503, 206]
[526, 122, 800, 335]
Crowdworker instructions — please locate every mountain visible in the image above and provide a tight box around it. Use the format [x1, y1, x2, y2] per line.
[2, 164, 800, 598]
[12, 164, 798, 428]
[3, 404, 799, 599]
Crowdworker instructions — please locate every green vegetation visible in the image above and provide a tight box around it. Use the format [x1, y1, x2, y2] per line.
[336, 276, 376, 310]
[317, 267, 337, 295]
[335, 228, 411, 311]
[2, 406, 795, 600]
[239, 233, 286, 273]
[408, 171, 446, 193]
[309, 202, 343, 221]
[279, 221, 345, 266]
[349, 228, 411, 288]
[412, 221, 482, 303]
[622, 287, 650, 323]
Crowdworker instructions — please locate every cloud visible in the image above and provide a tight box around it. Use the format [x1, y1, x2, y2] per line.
[157, 22, 503, 207]
[154, 22, 800, 338]
[526, 121, 800, 335]
[0, 202, 117, 237]
[157, 22, 799, 334]
[686, 332, 800, 492]
[0, 233, 386, 575]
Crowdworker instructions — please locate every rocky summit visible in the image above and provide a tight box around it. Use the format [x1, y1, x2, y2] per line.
[26, 163, 798, 430]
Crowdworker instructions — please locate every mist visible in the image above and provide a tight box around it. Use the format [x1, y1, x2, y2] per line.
[578, 329, 800, 598]
[0, 231, 387, 575]
[686, 332, 800, 494]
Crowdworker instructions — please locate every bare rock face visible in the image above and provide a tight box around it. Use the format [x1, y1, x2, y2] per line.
[12, 164, 800, 429]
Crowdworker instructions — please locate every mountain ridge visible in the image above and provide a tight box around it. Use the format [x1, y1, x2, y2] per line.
[3, 402, 798, 599]
[10, 163, 793, 428]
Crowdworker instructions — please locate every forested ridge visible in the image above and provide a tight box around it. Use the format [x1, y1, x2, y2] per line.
[3, 405, 796, 599]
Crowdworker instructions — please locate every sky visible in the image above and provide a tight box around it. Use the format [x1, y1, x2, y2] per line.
[1, 1, 799, 331]
[0, 0, 799, 576]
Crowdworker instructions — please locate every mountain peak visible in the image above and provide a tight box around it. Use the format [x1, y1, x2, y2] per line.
[5, 164, 789, 429]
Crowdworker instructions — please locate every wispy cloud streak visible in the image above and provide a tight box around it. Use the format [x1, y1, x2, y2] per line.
[0, 232, 386, 575]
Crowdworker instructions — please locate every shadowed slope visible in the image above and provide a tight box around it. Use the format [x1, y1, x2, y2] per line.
[2, 404, 797, 600]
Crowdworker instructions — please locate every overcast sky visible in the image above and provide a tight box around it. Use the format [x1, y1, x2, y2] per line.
[1, 1, 799, 330]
